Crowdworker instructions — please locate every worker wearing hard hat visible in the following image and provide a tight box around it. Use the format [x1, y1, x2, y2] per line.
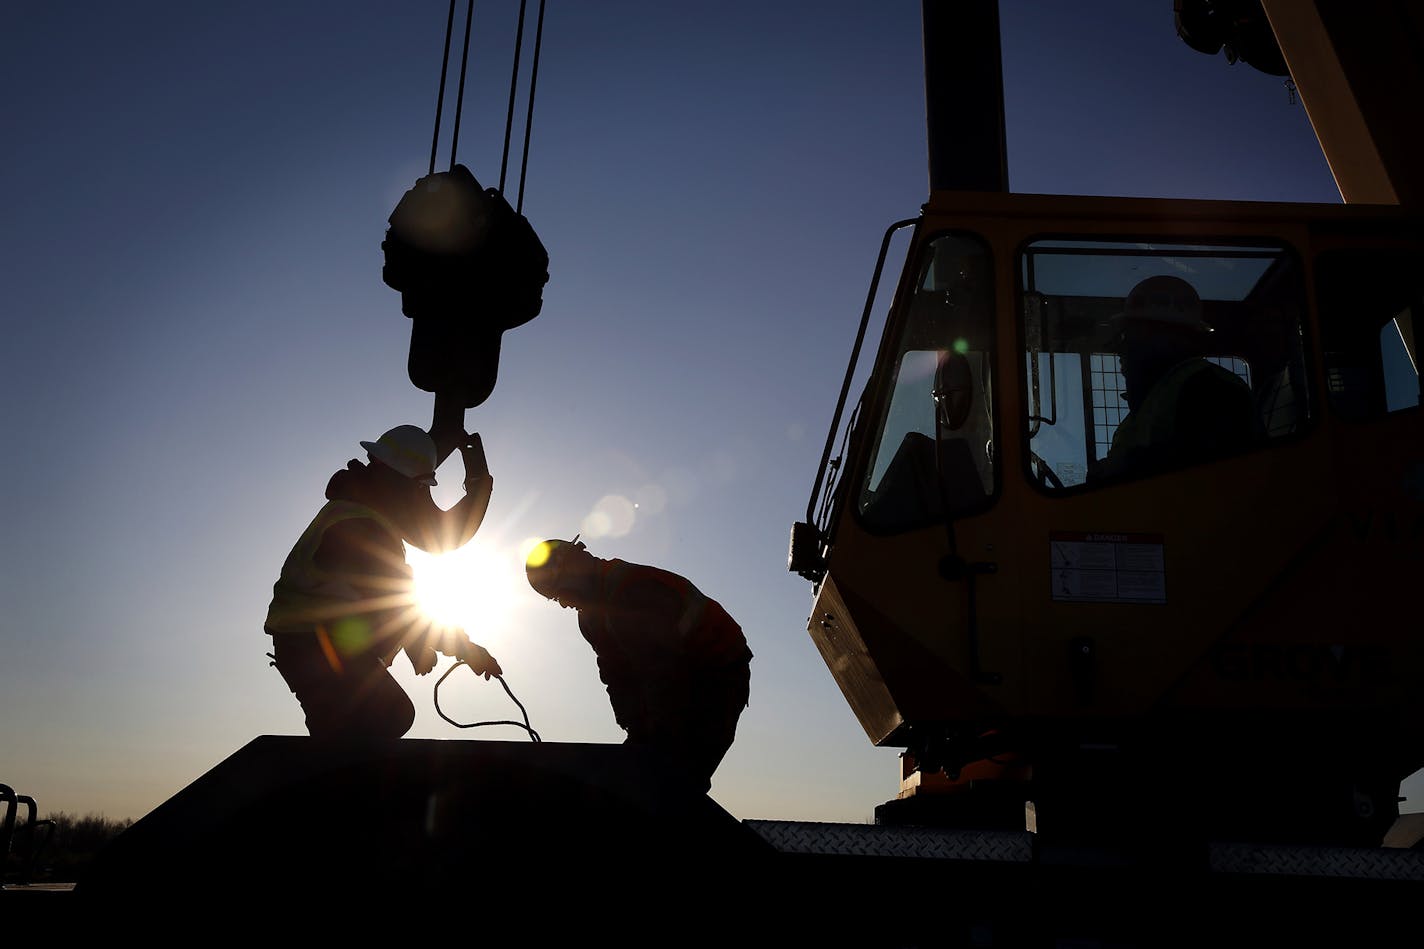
[525, 539, 753, 791]
[266, 425, 501, 740]
[1092, 275, 1261, 481]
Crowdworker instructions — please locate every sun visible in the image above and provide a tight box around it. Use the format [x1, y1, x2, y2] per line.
[405, 538, 525, 643]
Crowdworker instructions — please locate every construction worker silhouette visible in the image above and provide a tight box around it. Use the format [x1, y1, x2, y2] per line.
[266, 425, 501, 740]
[525, 539, 753, 790]
[1092, 275, 1261, 481]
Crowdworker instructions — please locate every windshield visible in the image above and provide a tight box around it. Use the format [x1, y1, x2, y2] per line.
[859, 232, 996, 532]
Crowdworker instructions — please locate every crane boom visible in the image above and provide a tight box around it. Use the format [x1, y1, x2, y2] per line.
[1184, 0, 1424, 205]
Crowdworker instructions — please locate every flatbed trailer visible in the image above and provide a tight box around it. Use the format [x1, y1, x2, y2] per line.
[12, 736, 1413, 946]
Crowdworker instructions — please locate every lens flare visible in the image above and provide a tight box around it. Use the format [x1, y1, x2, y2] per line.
[581, 494, 636, 538]
[634, 483, 668, 515]
[525, 540, 555, 569]
[405, 539, 523, 641]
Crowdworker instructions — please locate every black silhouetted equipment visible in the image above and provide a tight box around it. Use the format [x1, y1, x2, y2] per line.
[383, 164, 549, 410]
[383, 0, 551, 437]
[2, 783, 56, 886]
[1174, 0, 1290, 76]
[74, 738, 769, 916]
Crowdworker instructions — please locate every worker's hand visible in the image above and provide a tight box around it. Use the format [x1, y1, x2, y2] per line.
[460, 433, 490, 489]
[459, 641, 502, 679]
[405, 642, 439, 676]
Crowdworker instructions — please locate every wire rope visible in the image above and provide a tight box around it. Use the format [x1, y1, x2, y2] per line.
[515, 0, 547, 213]
[448, 0, 476, 171]
[498, 0, 530, 194]
[424, 0, 546, 204]
[428, 0, 458, 176]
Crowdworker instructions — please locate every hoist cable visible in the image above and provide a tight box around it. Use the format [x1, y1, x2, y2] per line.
[434, 661, 542, 742]
[498, 0, 530, 194]
[515, 0, 547, 214]
[424, 0, 545, 206]
[427, 0, 458, 176]
[448, 0, 476, 171]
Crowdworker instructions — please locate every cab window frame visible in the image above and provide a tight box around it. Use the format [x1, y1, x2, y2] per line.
[1313, 244, 1423, 423]
[1012, 231, 1316, 498]
[852, 227, 1002, 536]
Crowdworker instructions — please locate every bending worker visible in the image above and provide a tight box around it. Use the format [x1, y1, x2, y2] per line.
[1092, 274, 1260, 481]
[266, 425, 501, 740]
[525, 539, 753, 790]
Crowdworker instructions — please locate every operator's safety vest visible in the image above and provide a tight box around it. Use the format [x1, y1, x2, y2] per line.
[264, 500, 409, 641]
[1104, 358, 1250, 469]
[588, 559, 752, 670]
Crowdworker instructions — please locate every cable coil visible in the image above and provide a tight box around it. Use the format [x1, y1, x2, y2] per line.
[434, 662, 542, 741]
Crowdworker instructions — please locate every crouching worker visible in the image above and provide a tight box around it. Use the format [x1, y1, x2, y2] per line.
[525, 538, 752, 790]
[266, 425, 501, 740]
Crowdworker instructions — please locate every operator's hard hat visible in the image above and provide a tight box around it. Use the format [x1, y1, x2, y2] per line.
[525, 536, 588, 599]
[360, 425, 439, 485]
[1115, 275, 1213, 334]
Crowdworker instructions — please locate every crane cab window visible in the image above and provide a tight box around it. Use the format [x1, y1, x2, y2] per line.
[859, 233, 996, 532]
[1020, 239, 1310, 491]
[1317, 249, 1421, 418]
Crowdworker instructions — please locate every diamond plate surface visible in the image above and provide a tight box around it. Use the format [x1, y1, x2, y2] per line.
[1209, 841, 1424, 881]
[744, 819, 1033, 862]
[746, 821, 1424, 880]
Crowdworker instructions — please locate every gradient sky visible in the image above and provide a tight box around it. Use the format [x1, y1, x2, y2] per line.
[6, 1, 1415, 824]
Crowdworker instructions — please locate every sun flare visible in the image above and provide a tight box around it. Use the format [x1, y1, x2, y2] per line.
[405, 539, 526, 643]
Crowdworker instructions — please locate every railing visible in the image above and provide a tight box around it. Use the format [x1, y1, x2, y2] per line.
[1, 782, 57, 886]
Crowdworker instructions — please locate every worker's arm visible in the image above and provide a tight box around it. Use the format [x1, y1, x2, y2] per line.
[401, 625, 503, 678]
[456, 639, 502, 678]
[447, 433, 495, 547]
[403, 434, 494, 553]
[411, 625, 502, 678]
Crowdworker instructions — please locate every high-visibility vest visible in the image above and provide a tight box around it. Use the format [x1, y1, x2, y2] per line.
[264, 500, 408, 640]
[1104, 358, 1252, 472]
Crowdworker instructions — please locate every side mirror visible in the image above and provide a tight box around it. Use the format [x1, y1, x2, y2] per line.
[933, 350, 975, 431]
[788, 521, 826, 582]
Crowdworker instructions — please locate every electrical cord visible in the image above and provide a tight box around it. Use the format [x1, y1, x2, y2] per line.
[434, 661, 542, 741]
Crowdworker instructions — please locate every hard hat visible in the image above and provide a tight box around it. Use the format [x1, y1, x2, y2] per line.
[1115, 275, 1212, 334]
[525, 537, 587, 599]
[360, 425, 439, 486]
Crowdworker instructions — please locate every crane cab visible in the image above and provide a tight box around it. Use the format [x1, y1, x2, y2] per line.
[795, 189, 1423, 846]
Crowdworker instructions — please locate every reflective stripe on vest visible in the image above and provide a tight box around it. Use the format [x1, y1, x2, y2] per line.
[265, 500, 405, 635]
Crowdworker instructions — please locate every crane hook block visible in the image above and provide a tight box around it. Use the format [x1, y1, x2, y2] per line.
[382, 164, 550, 408]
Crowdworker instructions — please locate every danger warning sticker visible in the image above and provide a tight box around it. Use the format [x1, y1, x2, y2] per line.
[1050, 531, 1166, 604]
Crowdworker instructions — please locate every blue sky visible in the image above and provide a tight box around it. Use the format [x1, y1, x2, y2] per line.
[7, 1, 1413, 824]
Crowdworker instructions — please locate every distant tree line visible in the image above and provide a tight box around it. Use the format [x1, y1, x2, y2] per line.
[5, 812, 132, 883]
